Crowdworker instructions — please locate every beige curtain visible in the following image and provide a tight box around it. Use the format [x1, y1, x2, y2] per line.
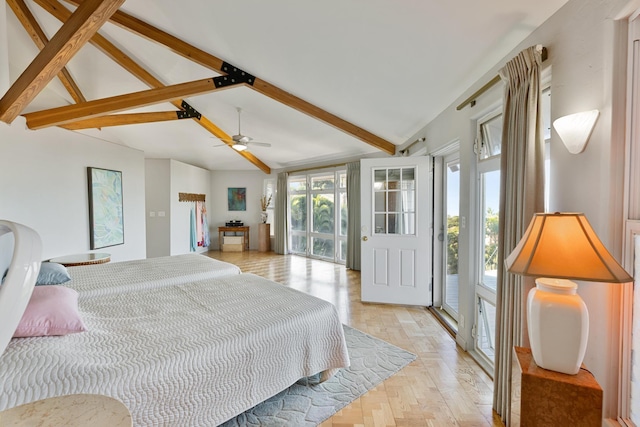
[346, 161, 361, 270]
[273, 172, 289, 255]
[492, 45, 545, 423]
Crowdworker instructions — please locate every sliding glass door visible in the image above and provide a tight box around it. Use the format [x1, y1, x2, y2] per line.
[289, 170, 347, 263]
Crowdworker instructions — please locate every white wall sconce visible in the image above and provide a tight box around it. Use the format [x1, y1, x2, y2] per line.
[552, 109, 599, 154]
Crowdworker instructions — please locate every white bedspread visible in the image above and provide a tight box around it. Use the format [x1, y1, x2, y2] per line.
[65, 254, 241, 299]
[0, 273, 349, 426]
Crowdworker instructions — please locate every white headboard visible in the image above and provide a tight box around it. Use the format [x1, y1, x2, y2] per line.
[0, 221, 42, 355]
[0, 230, 15, 279]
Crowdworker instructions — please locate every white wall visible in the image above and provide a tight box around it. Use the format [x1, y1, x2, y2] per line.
[210, 170, 270, 250]
[0, 1, 9, 94]
[405, 0, 638, 419]
[145, 159, 171, 258]
[0, 118, 146, 262]
[169, 159, 211, 255]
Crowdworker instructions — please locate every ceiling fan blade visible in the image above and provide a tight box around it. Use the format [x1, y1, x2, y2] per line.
[248, 141, 271, 148]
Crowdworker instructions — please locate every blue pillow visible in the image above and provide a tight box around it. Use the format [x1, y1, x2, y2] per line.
[36, 262, 71, 285]
[1, 268, 7, 284]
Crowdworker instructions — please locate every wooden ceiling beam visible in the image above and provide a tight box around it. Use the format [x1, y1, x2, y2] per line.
[7, 0, 87, 105]
[23, 77, 225, 129]
[59, 111, 191, 130]
[34, 0, 272, 174]
[62, 0, 396, 155]
[0, 0, 125, 123]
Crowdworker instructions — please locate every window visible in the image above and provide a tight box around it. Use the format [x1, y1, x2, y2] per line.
[263, 179, 275, 236]
[288, 169, 347, 263]
[373, 167, 416, 235]
[474, 109, 502, 365]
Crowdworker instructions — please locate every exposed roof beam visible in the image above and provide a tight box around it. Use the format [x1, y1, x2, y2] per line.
[7, 0, 86, 104]
[23, 77, 224, 129]
[0, 0, 125, 123]
[34, 0, 271, 174]
[62, 0, 396, 155]
[59, 111, 193, 130]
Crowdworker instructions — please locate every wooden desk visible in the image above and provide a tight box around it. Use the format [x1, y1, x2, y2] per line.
[0, 394, 132, 426]
[218, 226, 250, 251]
[511, 347, 602, 426]
[49, 253, 111, 267]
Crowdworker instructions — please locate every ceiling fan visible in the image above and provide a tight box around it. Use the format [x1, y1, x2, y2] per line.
[221, 108, 272, 152]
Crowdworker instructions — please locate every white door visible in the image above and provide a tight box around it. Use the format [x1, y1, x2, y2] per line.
[360, 156, 432, 305]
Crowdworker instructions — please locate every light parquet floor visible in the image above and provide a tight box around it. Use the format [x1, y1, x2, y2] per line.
[205, 250, 505, 427]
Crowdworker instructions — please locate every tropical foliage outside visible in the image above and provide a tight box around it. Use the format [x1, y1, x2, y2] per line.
[446, 207, 499, 275]
[290, 176, 347, 259]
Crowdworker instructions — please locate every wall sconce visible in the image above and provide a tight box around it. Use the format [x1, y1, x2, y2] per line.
[552, 110, 599, 154]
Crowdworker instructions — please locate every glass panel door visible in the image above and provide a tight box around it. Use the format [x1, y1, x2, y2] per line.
[443, 157, 460, 319]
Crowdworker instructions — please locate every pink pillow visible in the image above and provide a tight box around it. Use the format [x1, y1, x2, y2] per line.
[13, 286, 86, 337]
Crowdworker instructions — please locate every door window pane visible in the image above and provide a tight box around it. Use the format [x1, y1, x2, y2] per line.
[479, 114, 503, 159]
[373, 167, 416, 235]
[445, 161, 460, 315]
[312, 194, 334, 233]
[477, 296, 496, 360]
[339, 192, 348, 236]
[481, 170, 500, 291]
[312, 237, 334, 258]
[291, 235, 307, 253]
[290, 195, 307, 232]
[311, 174, 334, 190]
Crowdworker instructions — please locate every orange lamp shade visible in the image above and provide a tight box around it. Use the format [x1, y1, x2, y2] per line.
[505, 213, 632, 283]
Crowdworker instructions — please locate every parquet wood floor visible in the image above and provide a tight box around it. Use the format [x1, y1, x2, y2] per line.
[205, 250, 505, 427]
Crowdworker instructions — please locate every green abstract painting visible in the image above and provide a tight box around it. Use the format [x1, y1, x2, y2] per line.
[88, 167, 124, 249]
[228, 187, 246, 211]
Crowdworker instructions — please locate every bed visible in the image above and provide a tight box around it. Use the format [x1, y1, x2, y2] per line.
[0, 226, 350, 426]
[63, 253, 242, 298]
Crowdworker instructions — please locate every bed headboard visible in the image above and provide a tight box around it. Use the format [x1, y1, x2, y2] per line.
[0, 220, 42, 355]
[0, 230, 14, 281]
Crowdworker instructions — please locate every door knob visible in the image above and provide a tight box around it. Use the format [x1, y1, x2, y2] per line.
[362, 236, 368, 241]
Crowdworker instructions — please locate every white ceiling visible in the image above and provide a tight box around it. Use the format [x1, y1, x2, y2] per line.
[5, 0, 569, 173]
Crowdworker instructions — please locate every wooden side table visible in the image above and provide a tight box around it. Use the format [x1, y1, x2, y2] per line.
[0, 394, 132, 426]
[218, 226, 250, 251]
[49, 253, 111, 267]
[510, 346, 602, 426]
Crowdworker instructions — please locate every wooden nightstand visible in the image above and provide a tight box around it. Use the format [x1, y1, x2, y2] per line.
[510, 346, 602, 426]
[49, 253, 111, 267]
[0, 394, 132, 426]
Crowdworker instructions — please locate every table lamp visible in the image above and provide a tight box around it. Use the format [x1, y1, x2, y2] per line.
[505, 212, 632, 375]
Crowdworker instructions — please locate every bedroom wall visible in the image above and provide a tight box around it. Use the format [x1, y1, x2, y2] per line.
[209, 170, 271, 250]
[404, 0, 638, 419]
[169, 159, 211, 255]
[144, 159, 211, 257]
[0, 118, 146, 262]
[145, 160, 171, 258]
[0, 1, 8, 94]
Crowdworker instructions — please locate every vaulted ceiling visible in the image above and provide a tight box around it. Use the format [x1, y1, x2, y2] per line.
[2, 0, 569, 173]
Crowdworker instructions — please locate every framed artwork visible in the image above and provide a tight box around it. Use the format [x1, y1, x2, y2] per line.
[87, 167, 124, 249]
[228, 187, 247, 211]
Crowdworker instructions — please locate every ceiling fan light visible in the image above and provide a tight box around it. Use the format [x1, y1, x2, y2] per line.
[232, 143, 247, 152]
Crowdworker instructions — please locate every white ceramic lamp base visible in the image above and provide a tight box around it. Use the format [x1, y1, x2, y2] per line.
[527, 278, 589, 375]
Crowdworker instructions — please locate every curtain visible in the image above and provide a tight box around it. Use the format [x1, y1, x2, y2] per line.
[273, 172, 289, 255]
[493, 45, 545, 423]
[346, 161, 361, 270]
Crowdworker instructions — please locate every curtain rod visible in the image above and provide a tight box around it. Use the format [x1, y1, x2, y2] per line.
[456, 46, 547, 111]
[286, 162, 347, 175]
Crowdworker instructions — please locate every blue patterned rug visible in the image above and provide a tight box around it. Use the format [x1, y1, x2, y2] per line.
[221, 325, 416, 426]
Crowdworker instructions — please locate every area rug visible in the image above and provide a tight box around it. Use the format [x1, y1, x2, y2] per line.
[221, 325, 417, 427]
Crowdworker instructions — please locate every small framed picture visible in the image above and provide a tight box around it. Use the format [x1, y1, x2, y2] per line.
[228, 187, 247, 211]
